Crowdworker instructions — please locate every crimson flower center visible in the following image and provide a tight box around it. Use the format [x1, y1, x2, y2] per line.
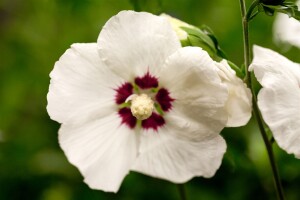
[115, 72, 174, 131]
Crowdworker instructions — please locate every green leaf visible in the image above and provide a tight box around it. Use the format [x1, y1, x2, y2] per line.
[201, 25, 228, 60]
[180, 25, 242, 75]
[186, 34, 216, 58]
[261, 2, 300, 20]
[181, 25, 228, 61]
[181, 26, 216, 49]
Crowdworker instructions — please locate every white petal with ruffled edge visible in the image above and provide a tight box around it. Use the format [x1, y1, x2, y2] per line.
[159, 47, 228, 133]
[249, 45, 300, 84]
[250, 45, 300, 158]
[131, 120, 226, 182]
[98, 11, 181, 80]
[215, 60, 252, 127]
[273, 0, 300, 49]
[47, 43, 123, 125]
[131, 47, 228, 181]
[59, 113, 138, 192]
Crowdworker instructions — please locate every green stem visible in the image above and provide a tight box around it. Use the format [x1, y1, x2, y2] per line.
[177, 184, 187, 200]
[239, 1, 285, 200]
[240, 0, 250, 83]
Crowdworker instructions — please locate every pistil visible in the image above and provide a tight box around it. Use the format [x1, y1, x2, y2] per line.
[130, 94, 154, 120]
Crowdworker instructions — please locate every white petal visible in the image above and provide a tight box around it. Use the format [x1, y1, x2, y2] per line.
[250, 45, 300, 158]
[47, 43, 123, 125]
[273, 1, 300, 49]
[249, 45, 300, 87]
[159, 47, 228, 132]
[59, 113, 138, 192]
[98, 10, 181, 80]
[131, 121, 226, 183]
[258, 76, 300, 158]
[216, 60, 252, 127]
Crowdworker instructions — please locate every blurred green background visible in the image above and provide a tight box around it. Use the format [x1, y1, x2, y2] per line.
[1, 0, 300, 199]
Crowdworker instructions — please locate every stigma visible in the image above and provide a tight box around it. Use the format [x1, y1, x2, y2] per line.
[129, 94, 154, 120]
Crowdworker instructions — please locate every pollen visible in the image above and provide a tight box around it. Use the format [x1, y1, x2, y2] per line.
[130, 94, 154, 120]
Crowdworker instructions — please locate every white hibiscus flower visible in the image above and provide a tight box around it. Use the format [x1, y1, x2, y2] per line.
[249, 45, 300, 158]
[273, 0, 300, 49]
[47, 10, 240, 193]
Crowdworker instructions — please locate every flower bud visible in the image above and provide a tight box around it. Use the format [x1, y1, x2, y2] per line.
[160, 13, 193, 41]
[160, 13, 226, 61]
